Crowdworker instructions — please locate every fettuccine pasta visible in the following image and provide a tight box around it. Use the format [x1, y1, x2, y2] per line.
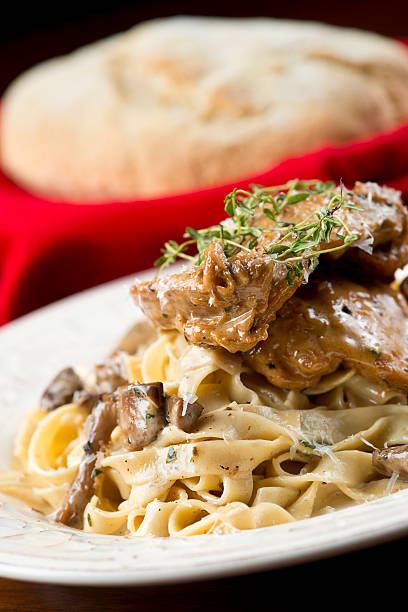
[2, 329, 408, 537]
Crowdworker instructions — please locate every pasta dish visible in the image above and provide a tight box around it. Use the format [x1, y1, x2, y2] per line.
[2, 179, 408, 537]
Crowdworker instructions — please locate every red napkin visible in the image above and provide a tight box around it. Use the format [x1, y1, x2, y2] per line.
[2, 119, 408, 326]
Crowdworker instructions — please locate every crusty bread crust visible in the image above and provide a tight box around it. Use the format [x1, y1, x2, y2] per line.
[2, 16, 408, 203]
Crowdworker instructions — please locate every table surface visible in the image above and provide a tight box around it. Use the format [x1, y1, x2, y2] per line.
[0, 532, 405, 609]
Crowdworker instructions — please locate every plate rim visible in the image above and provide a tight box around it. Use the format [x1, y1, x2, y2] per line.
[1, 271, 408, 586]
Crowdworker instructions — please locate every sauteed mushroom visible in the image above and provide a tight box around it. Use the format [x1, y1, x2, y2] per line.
[165, 395, 203, 432]
[41, 367, 83, 411]
[118, 383, 166, 451]
[56, 395, 118, 527]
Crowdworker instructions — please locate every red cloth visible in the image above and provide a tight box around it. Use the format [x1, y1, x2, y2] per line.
[2, 120, 408, 325]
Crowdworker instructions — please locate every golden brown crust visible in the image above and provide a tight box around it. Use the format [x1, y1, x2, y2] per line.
[132, 243, 300, 353]
[2, 17, 408, 202]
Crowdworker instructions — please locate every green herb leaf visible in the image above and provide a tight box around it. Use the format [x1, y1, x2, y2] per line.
[266, 244, 288, 255]
[155, 179, 360, 286]
[154, 255, 168, 267]
[166, 446, 177, 463]
[343, 202, 364, 211]
[185, 227, 201, 240]
[286, 192, 310, 205]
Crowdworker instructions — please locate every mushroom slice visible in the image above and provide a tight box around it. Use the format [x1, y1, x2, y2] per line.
[72, 390, 98, 412]
[56, 454, 97, 527]
[56, 395, 118, 527]
[165, 396, 203, 432]
[40, 367, 83, 411]
[372, 445, 408, 480]
[92, 353, 128, 394]
[118, 383, 166, 451]
[83, 396, 118, 454]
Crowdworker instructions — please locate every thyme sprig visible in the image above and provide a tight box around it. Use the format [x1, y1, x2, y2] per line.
[154, 179, 362, 285]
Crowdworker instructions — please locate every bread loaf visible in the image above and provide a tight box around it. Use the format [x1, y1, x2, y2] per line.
[2, 16, 408, 202]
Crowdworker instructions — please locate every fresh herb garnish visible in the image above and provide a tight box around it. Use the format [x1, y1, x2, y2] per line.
[166, 446, 177, 463]
[301, 439, 318, 449]
[154, 179, 359, 285]
[87, 513, 92, 527]
[300, 439, 332, 450]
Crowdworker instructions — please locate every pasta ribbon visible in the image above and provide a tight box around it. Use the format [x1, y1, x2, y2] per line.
[2, 330, 408, 536]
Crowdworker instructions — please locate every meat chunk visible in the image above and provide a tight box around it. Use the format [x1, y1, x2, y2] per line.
[118, 383, 166, 450]
[56, 395, 118, 527]
[165, 395, 204, 432]
[245, 277, 408, 390]
[262, 182, 408, 280]
[133, 242, 301, 353]
[372, 445, 408, 480]
[40, 367, 83, 411]
[132, 182, 408, 353]
[333, 182, 408, 280]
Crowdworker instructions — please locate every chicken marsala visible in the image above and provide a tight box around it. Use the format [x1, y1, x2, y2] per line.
[245, 276, 408, 391]
[132, 181, 408, 353]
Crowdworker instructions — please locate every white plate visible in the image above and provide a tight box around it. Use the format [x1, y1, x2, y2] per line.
[1, 270, 408, 586]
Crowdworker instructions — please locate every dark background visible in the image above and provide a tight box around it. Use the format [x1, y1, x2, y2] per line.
[2, 0, 408, 95]
[1, 0, 408, 607]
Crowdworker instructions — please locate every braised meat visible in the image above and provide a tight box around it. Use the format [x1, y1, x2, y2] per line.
[256, 181, 408, 280]
[133, 242, 300, 353]
[245, 277, 408, 390]
[132, 182, 408, 353]
[333, 182, 408, 280]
